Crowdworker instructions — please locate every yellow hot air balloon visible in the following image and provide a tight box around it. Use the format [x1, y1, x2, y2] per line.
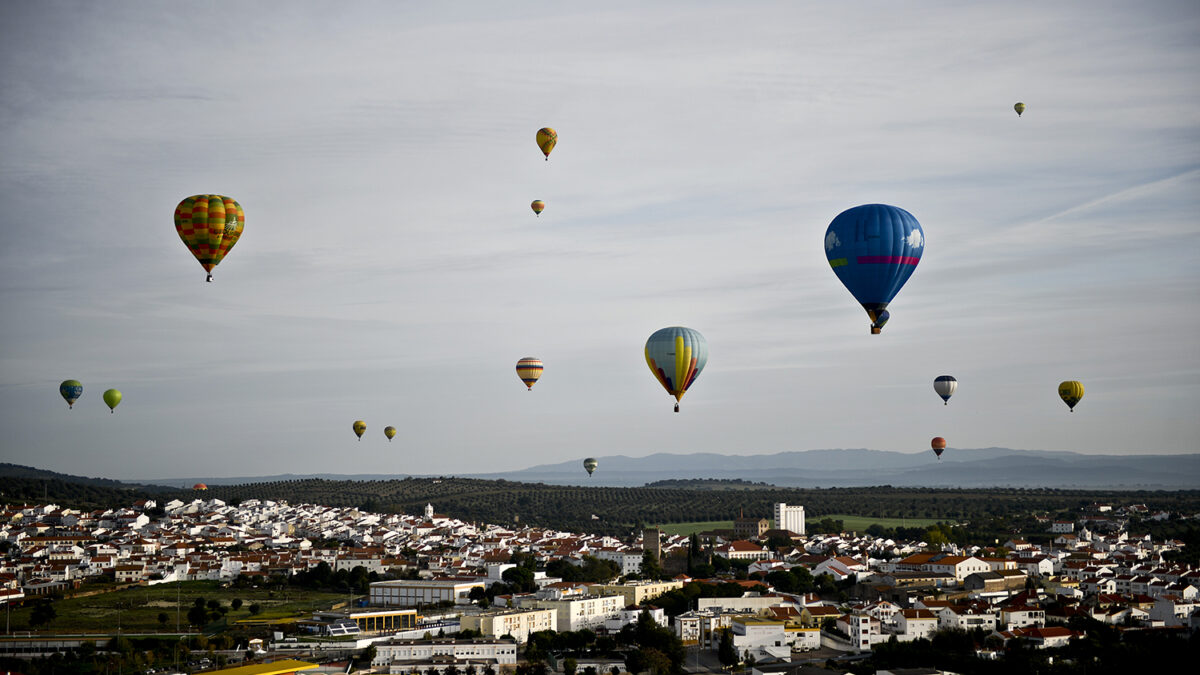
[536, 128, 557, 160]
[384, 426, 396, 441]
[1058, 381, 1084, 412]
[353, 420, 367, 440]
[516, 358, 543, 390]
[531, 200, 545, 217]
[175, 195, 245, 282]
[1014, 102, 1026, 117]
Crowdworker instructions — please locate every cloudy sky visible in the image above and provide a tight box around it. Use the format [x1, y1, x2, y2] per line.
[2, 1, 1197, 482]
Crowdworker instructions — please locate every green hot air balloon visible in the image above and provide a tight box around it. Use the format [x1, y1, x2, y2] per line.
[583, 458, 598, 476]
[60, 380, 83, 409]
[103, 389, 122, 413]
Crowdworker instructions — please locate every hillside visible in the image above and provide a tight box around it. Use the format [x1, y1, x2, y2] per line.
[6, 463, 1199, 538]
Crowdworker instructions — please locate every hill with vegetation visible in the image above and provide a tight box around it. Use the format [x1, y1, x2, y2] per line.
[6, 465, 1199, 540]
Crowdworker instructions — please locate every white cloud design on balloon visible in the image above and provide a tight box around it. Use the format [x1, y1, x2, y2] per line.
[825, 231, 841, 251]
[906, 229, 924, 248]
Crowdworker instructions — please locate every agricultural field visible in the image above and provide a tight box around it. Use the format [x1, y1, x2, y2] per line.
[655, 513, 944, 537]
[6, 580, 352, 635]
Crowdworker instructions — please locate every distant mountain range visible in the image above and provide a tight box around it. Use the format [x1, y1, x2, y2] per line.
[133, 448, 1200, 490]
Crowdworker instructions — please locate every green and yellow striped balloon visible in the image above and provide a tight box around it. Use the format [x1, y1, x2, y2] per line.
[175, 195, 244, 282]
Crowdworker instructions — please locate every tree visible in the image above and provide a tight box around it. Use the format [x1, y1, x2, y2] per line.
[502, 566, 536, 593]
[158, 612, 169, 628]
[641, 550, 663, 581]
[30, 600, 57, 627]
[187, 604, 209, 628]
[249, 603, 262, 616]
[563, 657, 577, 675]
[232, 598, 243, 611]
[717, 629, 737, 668]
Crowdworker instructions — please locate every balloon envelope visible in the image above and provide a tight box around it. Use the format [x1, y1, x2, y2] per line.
[59, 380, 83, 409]
[1058, 381, 1084, 412]
[1014, 102, 1026, 117]
[193, 483, 208, 490]
[933, 375, 957, 404]
[353, 420, 367, 439]
[103, 389, 122, 412]
[645, 327, 708, 411]
[583, 458, 598, 476]
[824, 204, 924, 333]
[536, 128, 557, 159]
[384, 426, 396, 441]
[516, 358, 543, 390]
[531, 200, 545, 216]
[175, 195, 245, 281]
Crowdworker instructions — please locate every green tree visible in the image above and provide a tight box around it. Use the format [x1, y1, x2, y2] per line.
[187, 603, 209, 627]
[563, 657, 578, 675]
[249, 603, 262, 616]
[502, 566, 536, 593]
[232, 598, 243, 611]
[641, 550, 664, 581]
[30, 600, 57, 627]
[717, 629, 737, 668]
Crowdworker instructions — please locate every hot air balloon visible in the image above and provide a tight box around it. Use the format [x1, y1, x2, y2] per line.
[531, 200, 545, 217]
[193, 483, 208, 491]
[536, 128, 557, 160]
[931, 437, 946, 460]
[516, 358, 543, 390]
[59, 380, 83, 409]
[645, 326, 708, 413]
[933, 376, 957, 405]
[353, 420, 367, 440]
[1058, 381, 1084, 412]
[1014, 102, 1026, 117]
[175, 195, 245, 282]
[583, 457, 598, 476]
[384, 426, 396, 441]
[103, 389, 122, 413]
[824, 204, 925, 334]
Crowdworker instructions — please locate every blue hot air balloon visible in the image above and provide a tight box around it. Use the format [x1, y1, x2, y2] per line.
[824, 204, 924, 333]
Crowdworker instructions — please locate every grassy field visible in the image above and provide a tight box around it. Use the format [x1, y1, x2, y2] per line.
[7, 580, 353, 635]
[655, 513, 944, 537]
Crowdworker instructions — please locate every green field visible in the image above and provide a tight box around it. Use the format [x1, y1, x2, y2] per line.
[655, 513, 944, 537]
[6, 580, 353, 635]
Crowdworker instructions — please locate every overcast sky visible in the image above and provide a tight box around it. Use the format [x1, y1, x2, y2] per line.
[1, 1, 1197, 482]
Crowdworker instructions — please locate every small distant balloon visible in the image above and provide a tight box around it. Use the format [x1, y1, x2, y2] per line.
[59, 380, 83, 409]
[353, 420, 367, 440]
[583, 457, 598, 476]
[516, 358, 543, 391]
[1058, 381, 1084, 412]
[384, 426, 397, 441]
[1014, 102, 1026, 117]
[931, 437, 946, 460]
[933, 376, 957, 405]
[531, 200, 545, 217]
[536, 128, 557, 160]
[103, 389, 122, 413]
[193, 483, 208, 491]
